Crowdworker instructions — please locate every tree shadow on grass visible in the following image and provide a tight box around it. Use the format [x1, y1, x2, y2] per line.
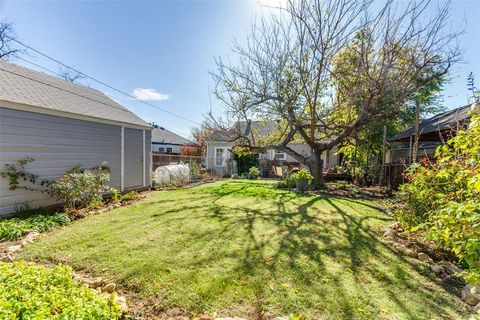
[67, 181, 464, 319]
[177, 182, 465, 319]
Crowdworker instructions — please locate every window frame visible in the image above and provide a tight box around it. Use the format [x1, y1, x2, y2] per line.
[215, 147, 228, 167]
[274, 149, 286, 161]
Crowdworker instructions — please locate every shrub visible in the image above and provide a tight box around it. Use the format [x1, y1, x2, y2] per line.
[190, 162, 200, 178]
[50, 165, 110, 212]
[336, 180, 350, 189]
[291, 168, 314, 182]
[0, 213, 70, 241]
[248, 166, 260, 178]
[230, 173, 239, 179]
[0, 261, 122, 319]
[109, 187, 121, 203]
[1, 160, 111, 213]
[275, 176, 296, 189]
[121, 191, 139, 202]
[398, 109, 480, 284]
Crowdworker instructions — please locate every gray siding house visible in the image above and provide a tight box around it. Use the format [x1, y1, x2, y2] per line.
[151, 125, 197, 154]
[206, 123, 339, 175]
[0, 60, 152, 216]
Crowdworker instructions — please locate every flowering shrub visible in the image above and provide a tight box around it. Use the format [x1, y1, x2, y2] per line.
[0, 262, 122, 319]
[398, 108, 480, 284]
[50, 165, 110, 212]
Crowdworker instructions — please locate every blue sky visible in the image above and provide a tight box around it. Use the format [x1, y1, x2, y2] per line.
[1, 0, 479, 138]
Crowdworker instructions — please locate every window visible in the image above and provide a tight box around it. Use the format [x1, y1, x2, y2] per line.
[166, 147, 172, 153]
[215, 148, 227, 166]
[159, 147, 165, 152]
[274, 150, 286, 161]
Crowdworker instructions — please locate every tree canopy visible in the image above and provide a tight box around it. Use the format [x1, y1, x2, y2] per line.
[208, 0, 461, 185]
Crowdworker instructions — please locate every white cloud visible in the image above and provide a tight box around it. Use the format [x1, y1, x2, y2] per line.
[132, 88, 170, 101]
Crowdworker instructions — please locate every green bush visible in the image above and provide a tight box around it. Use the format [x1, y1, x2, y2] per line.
[248, 166, 260, 178]
[275, 176, 296, 189]
[190, 162, 200, 178]
[398, 109, 480, 284]
[0, 213, 70, 241]
[109, 187, 121, 202]
[335, 180, 350, 189]
[291, 168, 314, 182]
[51, 165, 110, 212]
[0, 261, 122, 319]
[121, 191, 139, 202]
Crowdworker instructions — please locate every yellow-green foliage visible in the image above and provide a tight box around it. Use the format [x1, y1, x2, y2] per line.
[291, 168, 314, 182]
[0, 262, 122, 319]
[248, 166, 260, 178]
[399, 109, 480, 284]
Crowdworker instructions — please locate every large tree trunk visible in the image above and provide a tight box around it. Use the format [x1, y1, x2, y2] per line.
[309, 148, 324, 188]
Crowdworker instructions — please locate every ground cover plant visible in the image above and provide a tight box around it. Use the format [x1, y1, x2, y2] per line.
[0, 261, 121, 319]
[20, 180, 466, 319]
[0, 213, 70, 241]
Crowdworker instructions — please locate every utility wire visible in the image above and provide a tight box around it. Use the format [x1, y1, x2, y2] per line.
[4, 55, 194, 137]
[5, 35, 201, 126]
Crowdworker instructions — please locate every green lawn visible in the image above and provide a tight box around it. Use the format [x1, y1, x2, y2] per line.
[19, 180, 465, 319]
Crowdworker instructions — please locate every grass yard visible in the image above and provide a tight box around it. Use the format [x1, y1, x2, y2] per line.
[19, 180, 465, 319]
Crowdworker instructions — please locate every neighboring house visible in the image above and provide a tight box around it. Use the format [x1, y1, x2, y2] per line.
[387, 104, 474, 163]
[205, 121, 340, 175]
[151, 125, 197, 154]
[0, 60, 152, 216]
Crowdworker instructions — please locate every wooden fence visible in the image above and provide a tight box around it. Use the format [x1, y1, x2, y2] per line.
[381, 163, 409, 189]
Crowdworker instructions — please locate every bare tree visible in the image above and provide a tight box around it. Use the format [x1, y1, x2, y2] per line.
[59, 67, 85, 83]
[0, 22, 23, 60]
[209, 0, 461, 186]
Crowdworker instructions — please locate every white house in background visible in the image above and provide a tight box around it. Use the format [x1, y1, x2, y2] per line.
[205, 121, 340, 175]
[151, 125, 197, 154]
[0, 60, 152, 217]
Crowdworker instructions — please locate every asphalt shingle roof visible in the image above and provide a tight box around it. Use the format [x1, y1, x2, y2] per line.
[151, 126, 196, 145]
[0, 60, 151, 128]
[390, 104, 473, 141]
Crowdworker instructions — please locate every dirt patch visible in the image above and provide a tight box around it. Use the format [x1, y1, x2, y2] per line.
[309, 182, 392, 199]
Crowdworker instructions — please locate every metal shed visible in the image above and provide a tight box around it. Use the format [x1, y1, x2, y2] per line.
[0, 60, 152, 216]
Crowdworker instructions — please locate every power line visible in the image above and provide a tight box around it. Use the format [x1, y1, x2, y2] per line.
[5, 55, 195, 136]
[5, 35, 201, 126]
[0, 65, 141, 117]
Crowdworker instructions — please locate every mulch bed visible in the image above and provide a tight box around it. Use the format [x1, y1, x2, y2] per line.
[309, 182, 393, 199]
